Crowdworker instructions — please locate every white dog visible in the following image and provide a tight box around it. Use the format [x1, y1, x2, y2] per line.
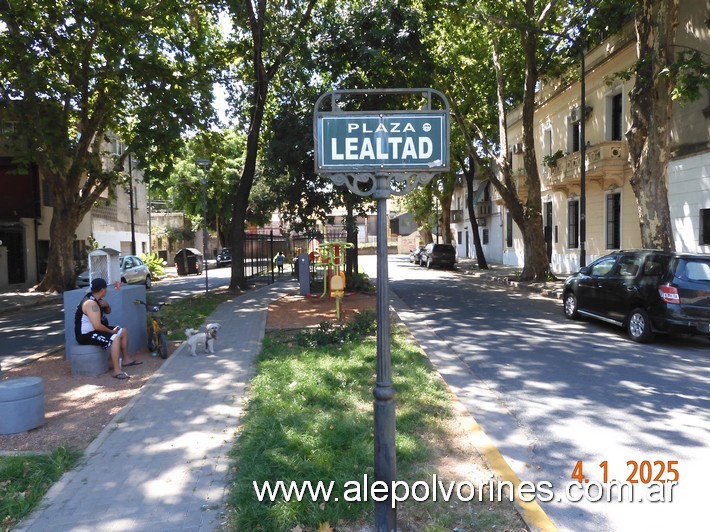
[184, 323, 221, 356]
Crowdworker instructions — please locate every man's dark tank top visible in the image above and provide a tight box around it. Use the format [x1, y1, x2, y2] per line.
[74, 293, 96, 339]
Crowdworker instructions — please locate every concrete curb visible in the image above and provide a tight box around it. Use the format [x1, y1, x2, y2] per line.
[390, 292, 559, 532]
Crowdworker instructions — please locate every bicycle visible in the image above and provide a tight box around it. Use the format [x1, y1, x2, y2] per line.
[134, 299, 169, 359]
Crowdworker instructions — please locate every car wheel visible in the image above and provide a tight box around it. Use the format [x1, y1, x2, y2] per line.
[627, 307, 654, 343]
[563, 292, 579, 319]
[145, 275, 152, 289]
[121, 277, 127, 286]
[426, 258, 432, 269]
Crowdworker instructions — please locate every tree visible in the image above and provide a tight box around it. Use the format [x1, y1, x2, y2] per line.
[0, 0, 220, 291]
[159, 130, 250, 249]
[223, 0, 318, 291]
[458, 155, 489, 269]
[624, 0, 708, 250]
[434, 0, 609, 281]
[401, 186, 435, 245]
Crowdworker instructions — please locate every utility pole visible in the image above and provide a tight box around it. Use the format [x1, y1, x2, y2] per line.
[196, 159, 211, 294]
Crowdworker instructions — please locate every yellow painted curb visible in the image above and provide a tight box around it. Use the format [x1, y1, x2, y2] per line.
[460, 408, 557, 530]
[394, 313, 558, 532]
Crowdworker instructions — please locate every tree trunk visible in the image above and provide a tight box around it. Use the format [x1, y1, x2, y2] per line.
[229, 82, 267, 291]
[487, 25, 550, 282]
[626, 0, 678, 251]
[439, 193, 454, 244]
[419, 229, 433, 245]
[464, 168, 488, 269]
[35, 183, 88, 292]
[345, 200, 358, 279]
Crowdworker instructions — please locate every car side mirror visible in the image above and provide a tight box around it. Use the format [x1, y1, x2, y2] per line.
[579, 266, 591, 275]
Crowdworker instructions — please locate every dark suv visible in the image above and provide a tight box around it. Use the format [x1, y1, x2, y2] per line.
[216, 248, 232, 267]
[563, 249, 710, 342]
[419, 243, 456, 269]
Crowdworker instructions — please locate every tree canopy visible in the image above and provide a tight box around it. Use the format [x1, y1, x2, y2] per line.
[0, 0, 222, 291]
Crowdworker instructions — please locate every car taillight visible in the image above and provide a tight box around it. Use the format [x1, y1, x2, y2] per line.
[659, 284, 680, 304]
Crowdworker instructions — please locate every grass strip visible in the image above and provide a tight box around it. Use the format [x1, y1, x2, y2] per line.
[0, 445, 81, 531]
[226, 318, 522, 531]
[150, 287, 233, 341]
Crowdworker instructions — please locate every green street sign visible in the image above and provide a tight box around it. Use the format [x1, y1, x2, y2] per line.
[315, 112, 448, 172]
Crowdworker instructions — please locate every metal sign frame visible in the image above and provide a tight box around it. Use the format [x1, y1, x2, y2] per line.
[314, 88, 451, 531]
[314, 88, 450, 198]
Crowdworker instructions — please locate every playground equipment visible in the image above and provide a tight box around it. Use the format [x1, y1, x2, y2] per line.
[314, 240, 353, 319]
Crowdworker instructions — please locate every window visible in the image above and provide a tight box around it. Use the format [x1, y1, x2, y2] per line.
[699, 208, 710, 245]
[41, 179, 54, 208]
[483, 228, 489, 245]
[544, 128, 552, 157]
[606, 193, 621, 249]
[568, 199, 579, 248]
[506, 211, 513, 248]
[611, 93, 623, 141]
[591, 256, 616, 277]
[571, 121, 580, 152]
[616, 255, 642, 277]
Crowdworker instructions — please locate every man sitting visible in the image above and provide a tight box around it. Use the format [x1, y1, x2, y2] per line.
[74, 278, 141, 380]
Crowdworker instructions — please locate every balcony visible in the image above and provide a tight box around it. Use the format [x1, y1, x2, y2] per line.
[451, 209, 464, 223]
[544, 141, 628, 190]
[475, 201, 492, 217]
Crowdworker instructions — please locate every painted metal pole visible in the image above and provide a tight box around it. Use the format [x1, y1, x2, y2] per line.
[201, 175, 209, 294]
[196, 159, 211, 294]
[313, 88, 450, 532]
[128, 153, 136, 256]
[579, 49, 587, 268]
[373, 174, 396, 530]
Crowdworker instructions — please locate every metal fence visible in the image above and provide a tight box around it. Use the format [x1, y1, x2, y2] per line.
[242, 231, 358, 285]
[242, 232, 289, 284]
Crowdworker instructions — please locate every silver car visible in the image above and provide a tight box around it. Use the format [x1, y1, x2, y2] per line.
[76, 255, 152, 289]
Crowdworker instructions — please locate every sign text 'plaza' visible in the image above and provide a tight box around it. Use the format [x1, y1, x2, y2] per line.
[316, 113, 448, 172]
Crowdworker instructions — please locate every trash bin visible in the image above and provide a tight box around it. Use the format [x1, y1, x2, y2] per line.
[175, 248, 204, 276]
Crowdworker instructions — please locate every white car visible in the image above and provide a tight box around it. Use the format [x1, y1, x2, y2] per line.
[76, 255, 152, 289]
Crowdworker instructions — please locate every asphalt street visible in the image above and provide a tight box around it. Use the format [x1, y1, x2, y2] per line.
[362, 254, 710, 532]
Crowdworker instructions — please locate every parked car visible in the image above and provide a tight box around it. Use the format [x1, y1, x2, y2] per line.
[76, 255, 152, 289]
[409, 246, 425, 264]
[216, 247, 232, 267]
[562, 249, 710, 343]
[419, 243, 456, 269]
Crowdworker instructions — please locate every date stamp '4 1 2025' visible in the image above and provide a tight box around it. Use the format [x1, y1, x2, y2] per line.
[572, 460, 679, 484]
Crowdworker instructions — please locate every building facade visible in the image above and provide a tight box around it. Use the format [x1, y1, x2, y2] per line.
[0, 129, 149, 290]
[455, 4, 708, 274]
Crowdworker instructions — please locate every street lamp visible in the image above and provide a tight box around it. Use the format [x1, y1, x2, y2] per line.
[578, 46, 587, 268]
[128, 153, 136, 256]
[314, 88, 450, 530]
[196, 158, 211, 294]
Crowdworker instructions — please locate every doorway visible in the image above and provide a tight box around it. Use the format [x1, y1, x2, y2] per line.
[544, 201, 553, 263]
[0, 226, 26, 284]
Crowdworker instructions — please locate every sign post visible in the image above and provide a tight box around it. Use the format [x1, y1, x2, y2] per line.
[314, 89, 450, 531]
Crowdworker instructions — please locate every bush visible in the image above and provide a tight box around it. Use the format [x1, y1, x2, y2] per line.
[295, 309, 376, 347]
[140, 252, 166, 279]
[346, 272, 375, 293]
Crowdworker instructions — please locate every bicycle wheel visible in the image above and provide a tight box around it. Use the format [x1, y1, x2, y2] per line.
[147, 322, 157, 351]
[157, 330, 169, 359]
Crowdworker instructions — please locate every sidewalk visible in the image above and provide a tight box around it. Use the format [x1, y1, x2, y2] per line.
[0, 259, 566, 317]
[14, 280, 297, 532]
[3, 259, 564, 531]
[455, 258, 566, 300]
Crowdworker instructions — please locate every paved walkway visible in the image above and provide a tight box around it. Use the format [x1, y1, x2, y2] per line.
[15, 281, 297, 532]
[3, 258, 565, 531]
